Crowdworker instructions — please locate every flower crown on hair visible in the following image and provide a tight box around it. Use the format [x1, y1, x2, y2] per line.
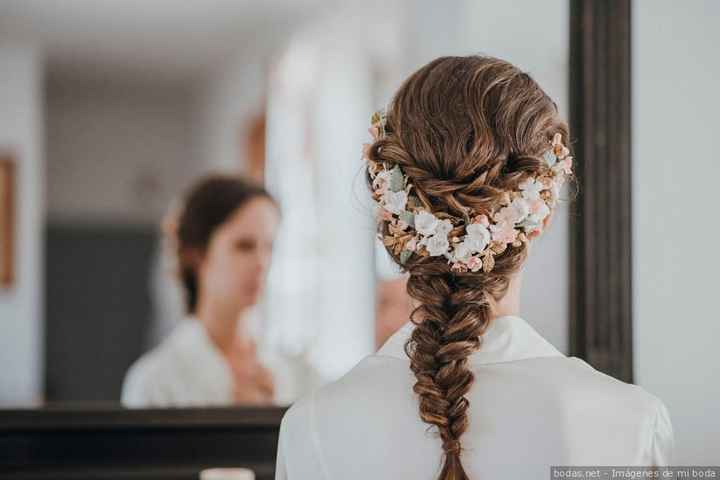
[364, 108, 573, 274]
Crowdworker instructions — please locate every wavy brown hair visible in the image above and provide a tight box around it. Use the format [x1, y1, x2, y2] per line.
[365, 55, 572, 479]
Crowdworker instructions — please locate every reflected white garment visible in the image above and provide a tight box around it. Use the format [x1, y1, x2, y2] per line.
[122, 318, 321, 407]
[275, 315, 674, 479]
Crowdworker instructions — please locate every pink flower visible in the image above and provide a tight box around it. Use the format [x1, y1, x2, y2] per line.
[450, 262, 469, 273]
[405, 237, 417, 251]
[527, 227, 543, 239]
[552, 133, 570, 159]
[369, 126, 380, 140]
[490, 222, 518, 244]
[362, 143, 372, 159]
[466, 255, 483, 273]
[377, 207, 394, 222]
[495, 198, 529, 225]
[555, 157, 573, 175]
[528, 198, 546, 215]
[472, 214, 490, 226]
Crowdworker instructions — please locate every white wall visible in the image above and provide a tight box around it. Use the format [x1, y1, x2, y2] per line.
[263, 5, 402, 381]
[633, 0, 720, 464]
[195, 53, 268, 173]
[46, 77, 200, 226]
[0, 45, 45, 406]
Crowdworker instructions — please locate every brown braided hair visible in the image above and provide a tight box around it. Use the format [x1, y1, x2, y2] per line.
[365, 55, 573, 479]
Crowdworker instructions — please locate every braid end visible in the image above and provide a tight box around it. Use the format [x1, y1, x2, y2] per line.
[439, 449, 470, 480]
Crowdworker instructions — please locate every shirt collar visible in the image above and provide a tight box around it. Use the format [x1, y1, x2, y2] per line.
[376, 314, 564, 366]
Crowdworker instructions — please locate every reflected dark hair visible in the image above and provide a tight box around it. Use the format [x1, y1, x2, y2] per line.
[176, 175, 277, 313]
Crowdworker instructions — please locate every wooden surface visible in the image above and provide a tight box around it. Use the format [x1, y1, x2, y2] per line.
[0, 154, 15, 289]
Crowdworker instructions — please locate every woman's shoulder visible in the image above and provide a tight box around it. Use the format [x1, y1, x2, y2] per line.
[561, 356, 674, 463]
[279, 352, 674, 469]
[281, 354, 410, 426]
[287, 353, 671, 428]
[121, 346, 173, 406]
[124, 322, 197, 379]
[563, 356, 668, 406]
[121, 320, 227, 406]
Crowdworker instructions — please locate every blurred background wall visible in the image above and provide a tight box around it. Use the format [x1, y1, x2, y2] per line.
[633, 0, 720, 464]
[0, 45, 45, 405]
[46, 76, 198, 225]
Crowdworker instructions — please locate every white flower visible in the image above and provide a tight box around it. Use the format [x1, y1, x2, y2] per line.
[424, 234, 450, 256]
[519, 177, 545, 200]
[382, 190, 408, 214]
[452, 240, 473, 262]
[414, 211, 439, 236]
[465, 223, 491, 252]
[453, 232, 489, 262]
[435, 219, 453, 237]
[550, 178, 562, 200]
[495, 206, 514, 224]
[520, 219, 543, 235]
[510, 197, 530, 222]
[527, 201, 550, 223]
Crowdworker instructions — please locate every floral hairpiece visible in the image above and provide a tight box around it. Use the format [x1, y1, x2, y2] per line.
[364, 108, 573, 273]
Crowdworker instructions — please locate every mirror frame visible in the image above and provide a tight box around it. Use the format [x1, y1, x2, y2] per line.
[569, 0, 634, 383]
[0, 406, 287, 479]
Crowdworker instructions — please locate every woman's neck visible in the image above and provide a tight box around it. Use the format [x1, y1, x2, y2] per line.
[195, 299, 249, 355]
[492, 271, 522, 318]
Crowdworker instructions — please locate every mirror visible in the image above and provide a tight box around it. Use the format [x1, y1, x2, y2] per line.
[0, 0, 570, 410]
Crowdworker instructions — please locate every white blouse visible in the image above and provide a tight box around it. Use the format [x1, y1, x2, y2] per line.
[121, 318, 320, 407]
[275, 315, 674, 479]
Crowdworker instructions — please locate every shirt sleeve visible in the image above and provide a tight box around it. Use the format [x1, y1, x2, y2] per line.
[121, 361, 153, 407]
[274, 391, 329, 480]
[648, 399, 675, 466]
[274, 416, 289, 480]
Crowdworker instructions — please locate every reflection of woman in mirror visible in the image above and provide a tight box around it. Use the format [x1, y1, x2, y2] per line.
[275, 56, 673, 479]
[122, 175, 281, 407]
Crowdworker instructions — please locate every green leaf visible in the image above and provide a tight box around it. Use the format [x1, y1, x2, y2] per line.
[518, 219, 541, 232]
[389, 166, 404, 192]
[400, 250, 412, 264]
[543, 150, 557, 167]
[399, 210, 415, 226]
